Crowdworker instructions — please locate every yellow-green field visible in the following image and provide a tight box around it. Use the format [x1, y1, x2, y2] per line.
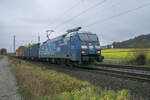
[9, 57, 130, 100]
[101, 48, 150, 65]
[102, 48, 150, 59]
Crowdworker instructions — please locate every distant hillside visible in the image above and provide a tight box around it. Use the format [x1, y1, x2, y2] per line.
[112, 33, 150, 48]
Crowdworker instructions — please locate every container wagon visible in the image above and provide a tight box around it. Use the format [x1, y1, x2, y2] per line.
[30, 43, 40, 60]
[24, 43, 40, 60]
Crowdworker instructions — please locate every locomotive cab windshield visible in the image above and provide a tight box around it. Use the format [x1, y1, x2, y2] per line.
[79, 33, 98, 42]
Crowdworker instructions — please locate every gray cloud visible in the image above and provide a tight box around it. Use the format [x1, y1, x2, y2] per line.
[0, 0, 150, 52]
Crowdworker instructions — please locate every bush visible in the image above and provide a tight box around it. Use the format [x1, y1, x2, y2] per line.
[127, 50, 147, 65]
[135, 53, 146, 65]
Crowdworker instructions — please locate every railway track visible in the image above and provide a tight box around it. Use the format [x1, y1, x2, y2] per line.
[78, 64, 150, 82]
[13, 57, 150, 82]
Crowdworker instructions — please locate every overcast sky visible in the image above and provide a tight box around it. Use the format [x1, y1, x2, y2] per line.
[0, 0, 150, 52]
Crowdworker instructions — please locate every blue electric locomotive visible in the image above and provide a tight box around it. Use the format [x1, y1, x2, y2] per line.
[39, 27, 104, 64]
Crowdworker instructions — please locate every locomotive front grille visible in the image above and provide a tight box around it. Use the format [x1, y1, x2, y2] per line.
[81, 54, 100, 62]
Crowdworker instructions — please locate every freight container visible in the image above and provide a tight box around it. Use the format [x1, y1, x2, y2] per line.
[30, 43, 40, 58]
[18, 46, 26, 57]
[16, 51, 19, 57]
[25, 47, 30, 57]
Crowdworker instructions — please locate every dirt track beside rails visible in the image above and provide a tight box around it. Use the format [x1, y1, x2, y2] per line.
[33, 61, 150, 100]
[0, 57, 21, 100]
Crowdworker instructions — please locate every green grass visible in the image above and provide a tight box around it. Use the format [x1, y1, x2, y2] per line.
[101, 59, 125, 65]
[102, 48, 132, 53]
[102, 51, 129, 59]
[102, 48, 150, 53]
[101, 48, 150, 65]
[102, 48, 150, 59]
[9, 58, 131, 100]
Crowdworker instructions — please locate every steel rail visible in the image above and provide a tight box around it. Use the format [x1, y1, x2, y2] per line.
[95, 63, 150, 71]
[78, 65, 150, 83]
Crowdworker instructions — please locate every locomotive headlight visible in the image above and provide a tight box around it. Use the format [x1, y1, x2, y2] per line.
[81, 50, 86, 54]
[95, 46, 100, 49]
[96, 50, 101, 54]
[81, 45, 88, 49]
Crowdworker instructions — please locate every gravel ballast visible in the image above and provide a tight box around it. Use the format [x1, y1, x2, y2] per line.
[29, 61, 150, 100]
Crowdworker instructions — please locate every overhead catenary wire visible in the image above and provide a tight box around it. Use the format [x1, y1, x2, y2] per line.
[85, 2, 150, 28]
[39, 0, 82, 34]
[55, 0, 107, 30]
[37, 0, 83, 42]
[57, 0, 122, 32]
[46, 0, 82, 28]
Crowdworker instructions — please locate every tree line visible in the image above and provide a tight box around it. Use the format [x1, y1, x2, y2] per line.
[0, 48, 7, 55]
[112, 33, 150, 48]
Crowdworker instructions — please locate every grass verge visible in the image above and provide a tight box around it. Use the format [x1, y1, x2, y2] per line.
[0, 55, 4, 60]
[101, 59, 125, 65]
[9, 57, 131, 100]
